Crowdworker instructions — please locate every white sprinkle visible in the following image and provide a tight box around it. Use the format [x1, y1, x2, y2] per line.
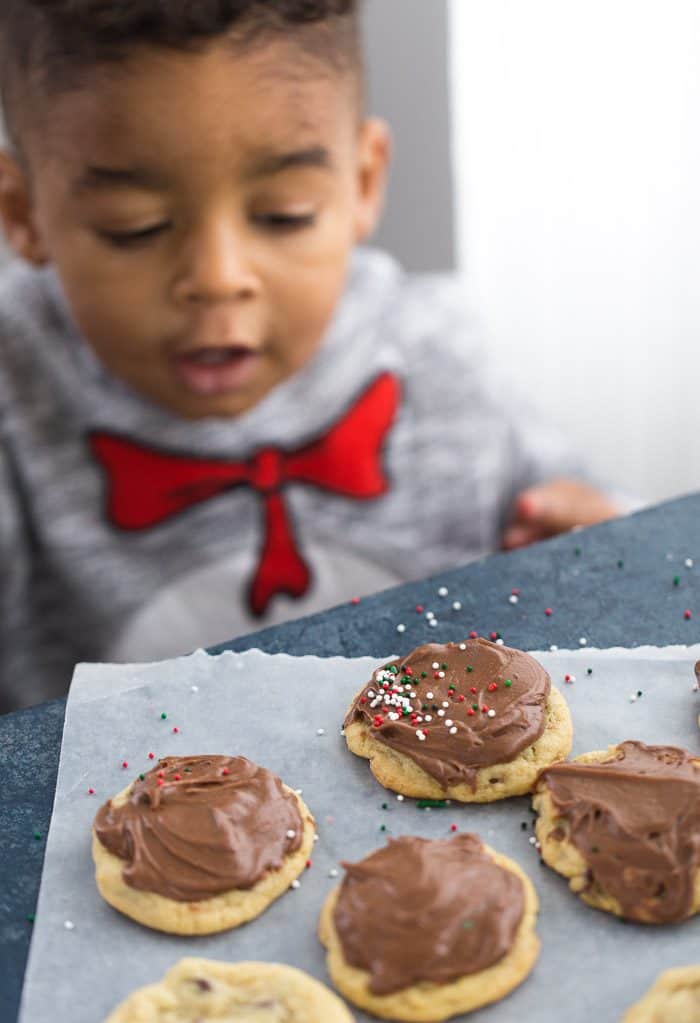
[416, 730, 426, 741]
[388, 712, 400, 721]
[452, 601, 462, 611]
[438, 586, 449, 597]
[509, 594, 519, 604]
[63, 920, 75, 931]
[424, 715, 432, 722]
[340, 729, 345, 736]
[549, 644, 559, 652]
[396, 623, 406, 634]
[445, 719, 453, 727]
[445, 799, 452, 805]
[367, 690, 375, 698]
[529, 836, 537, 845]
[496, 638, 505, 646]
[294, 788, 303, 795]
[396, 794, 405, 801]
[458, 643, 467, 650]
[426, 611, 435, 621]
[426, 691, 434, 699]
[437, 709, 445, 717]
[314, 834, 319, 842]
[316, 728, 325, 736]
[190, 685, 199, 693]
[328, 868, 339, 878]
[290, 880, 301, 889]
[429, 619, 438, 627]
[629, 693, 638, 703]
[442, 701, 449, 707]
[432, 661, 440, 669]
[438, 670, 446, 679]
[286, 829, 296, 839]
[686, 558, 695, 568]
[449, 726, 458, 735]
[487, 709, 496, 718]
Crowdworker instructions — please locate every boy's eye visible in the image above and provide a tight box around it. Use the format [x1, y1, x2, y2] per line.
[97, 223, 171, 248]
[253, 212, 316, 232]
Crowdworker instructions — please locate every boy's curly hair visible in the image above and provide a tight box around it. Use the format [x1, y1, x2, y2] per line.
[0, 0, 360, 143]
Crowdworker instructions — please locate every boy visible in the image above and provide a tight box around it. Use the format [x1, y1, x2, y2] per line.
[0, 1, 616, 712]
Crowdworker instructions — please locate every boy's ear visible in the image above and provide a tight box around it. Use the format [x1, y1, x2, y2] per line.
[353, 117, 391, 243]
[0, 150, 49, 265]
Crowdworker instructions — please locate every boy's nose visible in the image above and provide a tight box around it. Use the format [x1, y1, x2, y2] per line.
[174, 222, 260, 305]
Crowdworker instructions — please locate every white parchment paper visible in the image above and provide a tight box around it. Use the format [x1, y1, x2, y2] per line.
[19, 645, 700, 1023]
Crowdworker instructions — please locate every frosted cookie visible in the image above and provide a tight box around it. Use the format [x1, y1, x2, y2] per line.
[621, 965, 700, 1023]
[343, 638, 572, 801]
[533, 741, 700, 923]
[105, 958, 354, 1022]
[93, 755, 315, 934]
[318, 833, 539, 1022]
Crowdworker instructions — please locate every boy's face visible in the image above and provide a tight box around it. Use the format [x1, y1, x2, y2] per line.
[3, 39, 388, 419]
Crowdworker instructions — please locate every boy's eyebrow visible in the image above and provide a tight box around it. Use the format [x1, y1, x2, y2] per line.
[71, 165, 170, 194]
[247, 145, 333, 177]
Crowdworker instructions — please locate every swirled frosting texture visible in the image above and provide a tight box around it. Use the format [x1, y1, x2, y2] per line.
[539, 741, 700, 923]
[333, 834, 524, 995]
[345, 638, 550, 787]
[94, 755, 303, 901]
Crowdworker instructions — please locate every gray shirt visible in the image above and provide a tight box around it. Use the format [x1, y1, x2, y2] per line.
[0, 247, 582, 711]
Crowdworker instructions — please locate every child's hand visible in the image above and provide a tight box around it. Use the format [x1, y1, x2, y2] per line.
[501, 478, 620, 550]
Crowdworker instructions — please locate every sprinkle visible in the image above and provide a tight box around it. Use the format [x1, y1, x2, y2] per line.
[416, 729, 427, 741]
[190, 685, 199, 693]
[329, 868, 339, 878]
[504, 679, 513, 688]
[438, 586, 449, 597]
[306, 859, 312, 868]
[629, 693, 638, 702]
[426, 691, 434, 699]
[673, 576, 681, 586]
[121, 761, 129, 769]
[459, 643, 467, 650]
[637, 690, 643, 697]
[575, 546, 581, 556]
[496, 638, 505, 646]
[449, 726, 458, 734]
[172, 727, 179, 734]
[87, 787, 95, 795]
[544, 607, 553, 617]
[33, 831, 41, 841]
[396, 623, 406, 633]
[417, 799, 448, 808]
[432, 661, 440, 669]
[452, 601, 462, 611]
[450, 824, 458, 831]
[139, 774, 145, 781]
[27, 914, 35, 924]
[685, 610, 693, 620]
[488, 682, 498, 692]
[462, 919, 474, 929]
[529, 836, 537, 845]
[286, 829, 296, 839]
[469, 630, 478, 639]
[222, 768, 230, 776]
[467, 708, 475, 716]
[564, 674, 575, 684]
[467, 666, 474, 673]
[397, 794, 405, 801]
[549, 644, 558, 652]
[579, 637, 587, 646]
[521, 821, 528, 831]
[617, 560, 624, 569]
[160, 712, 167, 719]
[509, 594, 519, 604]
[489, 631, 498, 640]
[415, 604, 424, 613]
[148, 752, 155, 760]
[426, 611, 435, 621]
[429, 619, 438, 627]
[351, 596, 361, 605]
[63, 920, 75, 931]
[686, 558, 694, 568]
[379, 824, 387, 832]
[587, 668, 593, 676]
[290, 880, 300, 889]
[487, 709, 496, 718]
[317, 728, 326, 736]
[445, 718, 453, 727]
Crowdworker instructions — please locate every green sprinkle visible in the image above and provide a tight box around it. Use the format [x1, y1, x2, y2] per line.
[380, 824, 387, 832]
[467, 666, 473, 673]
[33, 831, 41, 841]
[617, 560, 624, 569]
[421, 672, 427, 679]
[472, 703, 478, 710]
[27, 914, 35, 923]
[139, 774, 145, 781]
[441, 663, 447, 669]
[417, 799, 448, 808]
[673, 576, 681, 586]
[422, 704, 428, 711]
[402, 707, 410, 716]
[462, 919, 474, 929]
[574, 546, 581, 556]
[381, 802, 389, 810]
[587, 668, 593, 676]
[160, 712, 167, 719]
[505, 679, 512, 688]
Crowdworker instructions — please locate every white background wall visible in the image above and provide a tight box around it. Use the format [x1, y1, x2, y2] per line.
[449, 0, 700, 503]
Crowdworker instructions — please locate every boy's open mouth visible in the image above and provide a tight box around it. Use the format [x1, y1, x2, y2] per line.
[172, 344, 259, 397]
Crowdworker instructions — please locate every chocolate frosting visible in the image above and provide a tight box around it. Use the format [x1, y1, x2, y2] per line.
[539, 741, 700, 923]
[345, 639, 551, 788]
[94, 755, 303, 901]
[333, 834, 525, 995]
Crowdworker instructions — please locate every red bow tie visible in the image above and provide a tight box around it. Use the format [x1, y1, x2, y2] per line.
[89, 372, 400, 616]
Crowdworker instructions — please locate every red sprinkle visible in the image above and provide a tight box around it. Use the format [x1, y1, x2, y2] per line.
[415, 605, 424, 613]
[157, 771, 165, 778]
[450, 824, 458, 832]
[172, 726, 179, 734]
[457, 694, 465, 702]
[482, 705, 489, 713]
[469, 630, 478, 639]
[157, 779, 164, 786]
[489, 631, 498, 640]
[174, 773, 181, 781]
[545, 608, 553, 617]
[121, 761, 128, 769]
[511, 588, 520, 596]
[564, 674, 572, 683]
[405, 667, 414, 676]
[488, 682, 498, 692]
[351, 596, 361, 605]
[467, 707, 475, 716]
[684, 609, 693, 620]
[360, 696, 367, 704]
[306, 859, 312, 869]
[222, 768, 230, 776]
[87, 787, 95, 795]
[470, 687, 477, 694]
[147, 752, 155, 760]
